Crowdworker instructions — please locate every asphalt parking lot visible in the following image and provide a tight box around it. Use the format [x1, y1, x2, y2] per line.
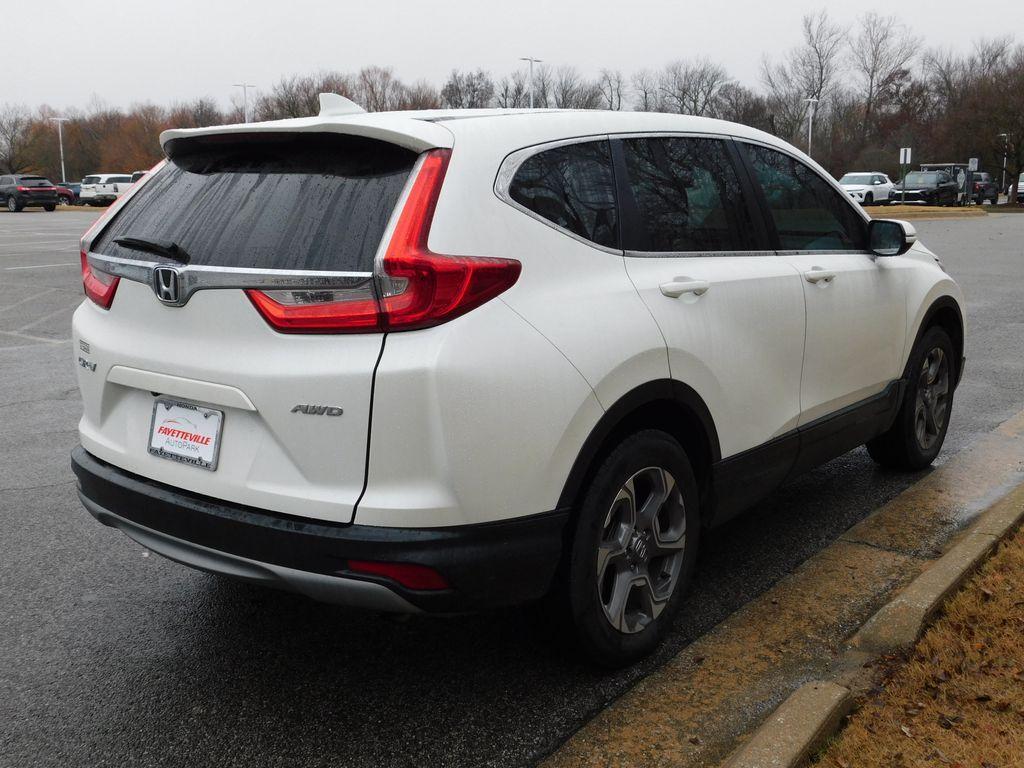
[2, 209, 1023, 768]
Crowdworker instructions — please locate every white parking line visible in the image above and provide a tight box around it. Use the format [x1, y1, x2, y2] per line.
[4, 262, 79, 270]
[0, 289, 58, 313]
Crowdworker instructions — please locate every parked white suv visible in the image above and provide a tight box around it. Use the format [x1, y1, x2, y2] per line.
[72, 97, 965, 665]
[839, 171, 895, 205]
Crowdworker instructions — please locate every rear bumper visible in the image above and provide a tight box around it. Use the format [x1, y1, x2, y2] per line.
[15, 194, 58, 206]
[71, 446, 570, 612]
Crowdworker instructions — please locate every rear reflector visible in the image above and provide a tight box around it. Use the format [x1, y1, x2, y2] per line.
[247, 148, 521, 334]
[80, 250, 119, 309]
[347, 560, 450, 591]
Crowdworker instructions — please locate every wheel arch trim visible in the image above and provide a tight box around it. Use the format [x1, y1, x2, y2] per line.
[905, 294, 965, 387]
[556, 379, 721, 513]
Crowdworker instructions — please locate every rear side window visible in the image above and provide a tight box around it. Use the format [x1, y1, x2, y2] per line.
[745, 144, 866, 251]
[92, 133, 416, 272]
[621, 137, 757, 252]
[508, 140, 618, 248]
[107, 176, 132, 184]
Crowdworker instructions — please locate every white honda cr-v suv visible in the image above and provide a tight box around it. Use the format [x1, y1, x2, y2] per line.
[72, 95, 964, 666]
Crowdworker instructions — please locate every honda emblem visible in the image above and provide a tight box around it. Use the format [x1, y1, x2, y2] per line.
[153, 266, 181, 305]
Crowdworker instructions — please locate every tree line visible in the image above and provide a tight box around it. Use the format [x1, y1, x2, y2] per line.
[2, 10, 1022, 200]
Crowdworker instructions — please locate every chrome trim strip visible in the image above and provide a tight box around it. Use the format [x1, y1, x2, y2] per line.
[87, 251, 374, 306]
[624, 249, 779, 259]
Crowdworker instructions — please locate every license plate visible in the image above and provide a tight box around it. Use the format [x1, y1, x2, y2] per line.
[148, 398, 224, 471]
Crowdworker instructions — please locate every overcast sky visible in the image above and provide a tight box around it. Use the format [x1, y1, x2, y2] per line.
[8, 0, 1011, 112]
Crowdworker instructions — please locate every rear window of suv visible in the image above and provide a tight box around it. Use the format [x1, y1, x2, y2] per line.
[92, 133, 417, 273]
[17, 177, 53, 187]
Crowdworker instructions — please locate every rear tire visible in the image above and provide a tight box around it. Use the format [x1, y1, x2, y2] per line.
[864, 192, 874, 206]
[556, 430, 700, 667]
[43, 204, 56, 212]
[867, 326, 955, 470]
[6, 196, 21, 212]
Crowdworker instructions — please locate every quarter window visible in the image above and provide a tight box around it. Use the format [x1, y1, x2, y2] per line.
[745, 144, 866, 251]
[621, 137, 757, 252]
[508, 140, 618, 248]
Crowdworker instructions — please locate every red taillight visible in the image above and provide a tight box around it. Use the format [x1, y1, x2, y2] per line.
[246, 283, 381, 333]
[80, 250, 119, 308]
[346, 560, 449, 591]
[247, 148, 521, 334]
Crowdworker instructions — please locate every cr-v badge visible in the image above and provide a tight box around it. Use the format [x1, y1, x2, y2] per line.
[291, 404, 344, 416]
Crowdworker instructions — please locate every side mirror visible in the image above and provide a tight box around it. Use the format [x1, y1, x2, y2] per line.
[869, 219, 916, 257]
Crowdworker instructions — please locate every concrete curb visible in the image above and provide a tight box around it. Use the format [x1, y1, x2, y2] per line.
[722, 682, 852, 768]
[719, 482, 1024, 768]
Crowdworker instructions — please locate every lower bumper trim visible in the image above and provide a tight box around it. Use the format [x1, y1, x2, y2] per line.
[81, 494, 421, 612]
[72, 446, 570, 612]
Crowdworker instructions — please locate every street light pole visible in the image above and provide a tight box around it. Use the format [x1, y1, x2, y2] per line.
[519, 57, 542, 109]
[233, 83, 256, 123]
[803, 97, 819, 157]
[48, 117, 69, 183]
[998, 133, 1009, 198]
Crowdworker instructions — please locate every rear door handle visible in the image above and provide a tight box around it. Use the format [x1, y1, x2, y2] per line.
[804, 267, 837, 284]
[659, 278, 710, 298]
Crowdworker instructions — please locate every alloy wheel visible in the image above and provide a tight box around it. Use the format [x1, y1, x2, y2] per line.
[596, 466, 686, 634]
[915, 347, 950, 451]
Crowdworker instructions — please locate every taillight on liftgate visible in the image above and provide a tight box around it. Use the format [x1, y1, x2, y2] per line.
[246, 148, 522, 334]
[80, 250, 119, 309]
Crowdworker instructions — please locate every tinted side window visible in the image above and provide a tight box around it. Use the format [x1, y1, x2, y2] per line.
[508, 140, 618, 248]
[746, 144, 866, 251]
[621, 137, 757, 252]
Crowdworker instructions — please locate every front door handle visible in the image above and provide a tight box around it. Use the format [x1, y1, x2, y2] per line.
[804, 267, 837, 284]
[659, 278, 710, 298]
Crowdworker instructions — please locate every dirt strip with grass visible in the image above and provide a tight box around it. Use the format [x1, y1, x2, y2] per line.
[817, 524, 1024, 768]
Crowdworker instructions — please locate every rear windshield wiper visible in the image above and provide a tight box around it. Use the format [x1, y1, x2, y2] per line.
[113, 236, 191, 264]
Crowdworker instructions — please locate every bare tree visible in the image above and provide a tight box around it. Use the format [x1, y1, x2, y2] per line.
[400, 80, 441, 110]
[168, 98, 226, 128]
[762, 10, 848, 141]
[850, 12, 918, 135]
[440, 69, 495, 109]
[496, 71, 528, 108]
[0, 104, 32, 173]
[549, 66, 602, 109]
[631, 69, 660, 111]
[659, 58, 732, 116]
[717, 83, 773, 131]
[598, 69, 625, 110]
[531, 64, 553, 108]
[355, 66, 406, 112]
[255, 71, 356, 120]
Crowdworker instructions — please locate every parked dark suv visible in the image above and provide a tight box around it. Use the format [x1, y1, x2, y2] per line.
[893, 171, 959, 206]
[1, 174, 59, 212]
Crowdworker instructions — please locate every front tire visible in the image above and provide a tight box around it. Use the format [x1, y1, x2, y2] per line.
[867, 326, 955, 470]
[43, 203, 56, 212]
[559, 430, 700, 667]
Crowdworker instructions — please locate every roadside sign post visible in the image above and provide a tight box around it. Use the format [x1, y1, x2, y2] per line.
[899, 147, 912, 204]
[968, 157, 979, 205]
